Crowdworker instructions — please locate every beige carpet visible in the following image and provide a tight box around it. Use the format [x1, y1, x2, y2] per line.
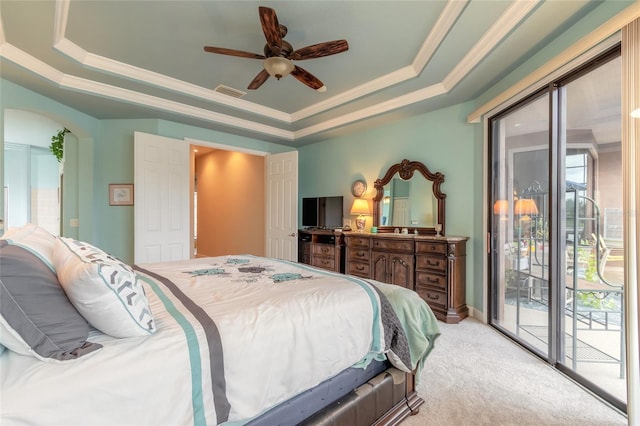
[401, 317, 627, 426]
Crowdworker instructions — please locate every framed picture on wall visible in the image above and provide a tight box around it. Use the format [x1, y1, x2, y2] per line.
[109, 184, 134, 206]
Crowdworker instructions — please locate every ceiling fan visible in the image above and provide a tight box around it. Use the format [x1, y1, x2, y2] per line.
[204, 6, 349, 92]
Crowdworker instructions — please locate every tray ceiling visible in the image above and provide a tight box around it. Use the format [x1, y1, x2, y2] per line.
[0, 1, 616, 146]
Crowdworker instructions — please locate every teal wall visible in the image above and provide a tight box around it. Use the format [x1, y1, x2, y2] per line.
[298, 0, 631, 315]
[298, 102, 482, 308]
[1, 80, 293, 263]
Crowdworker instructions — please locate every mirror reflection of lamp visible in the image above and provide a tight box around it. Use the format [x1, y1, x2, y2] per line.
[350, 198, 370, 232]
[514, 198, 538, 236]
[493, 199, 509, 221]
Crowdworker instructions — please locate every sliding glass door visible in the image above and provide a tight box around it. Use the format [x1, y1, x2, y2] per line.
[490, 92, 550, 359]
[489, 47, 626, 412]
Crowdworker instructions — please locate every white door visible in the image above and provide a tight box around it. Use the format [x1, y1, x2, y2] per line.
[265, 151, 298, 261]
[134, 131, 190, 264]
[392, 198, 409, 226]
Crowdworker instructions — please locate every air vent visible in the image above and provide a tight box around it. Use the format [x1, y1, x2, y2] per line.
[214, 85, 246, 98]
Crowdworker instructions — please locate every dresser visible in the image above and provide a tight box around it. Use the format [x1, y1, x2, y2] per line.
[345, 232, 468, 323]
[371, 237, 414, 289]
[298, 229, 345, 273]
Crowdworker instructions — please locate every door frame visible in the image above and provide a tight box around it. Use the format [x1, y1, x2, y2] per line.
[185, 138, 298, 261]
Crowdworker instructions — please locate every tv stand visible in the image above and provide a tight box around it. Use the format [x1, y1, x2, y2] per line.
[298, 229, 345, 273]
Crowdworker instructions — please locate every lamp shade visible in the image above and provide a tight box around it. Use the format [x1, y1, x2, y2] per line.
[493, 200, 509, 216]
[514, 199, 538, 215]
[350, 198, 370, 216]
[263, 57, 295, 80]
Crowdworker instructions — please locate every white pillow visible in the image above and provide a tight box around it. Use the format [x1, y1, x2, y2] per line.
[53, 237, 156, 338]
[1, 223, 57, 270]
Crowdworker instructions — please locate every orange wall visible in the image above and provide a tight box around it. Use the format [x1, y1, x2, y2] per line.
[195, 150, 265, 257]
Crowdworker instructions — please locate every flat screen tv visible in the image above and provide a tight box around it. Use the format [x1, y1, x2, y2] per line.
[302, 196, 343, 229]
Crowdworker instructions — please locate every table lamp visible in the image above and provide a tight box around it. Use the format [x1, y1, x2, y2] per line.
[350, 198, 370, 232]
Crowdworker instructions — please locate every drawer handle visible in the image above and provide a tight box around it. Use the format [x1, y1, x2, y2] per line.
[428, 277, 440, 284]
[394, 259, 407, 267]
[322, 260, 330, 265]
[356, 265, 365, 271]
[427, 293, 439, 300]
[430, 246, 436, 251]
[356, 252, 366, 257]
[427, 259, 439, 266]
[321, 247, 329, 253]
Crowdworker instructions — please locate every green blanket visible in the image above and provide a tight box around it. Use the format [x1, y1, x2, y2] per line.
[369, 280, 441, 378]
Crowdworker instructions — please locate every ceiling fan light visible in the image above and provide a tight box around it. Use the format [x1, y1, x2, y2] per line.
[263, 57, 294, 80]
[316, 85, 327, 93]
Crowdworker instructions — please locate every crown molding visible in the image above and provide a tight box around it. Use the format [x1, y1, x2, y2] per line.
[2, 0, 542, 143]
[294, 83, 447, 139]
[291, 65, 416, 122]
[467, 2, 639, 123]
[412, 0, 469, 72]
[52, 0, 470, 126]
[54, 38, 291, 123]
[0, 41, 295, 140]
[0, 42, 65, 82]
[0, 8, 6, 45]
[53, 0, 70, 44]
[444, 0, 540, 91]
[293, 1, 468, 122]
[52, 0, 291, 124]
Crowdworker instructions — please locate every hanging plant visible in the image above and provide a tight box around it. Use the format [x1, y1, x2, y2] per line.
[49, 127, 69, 163]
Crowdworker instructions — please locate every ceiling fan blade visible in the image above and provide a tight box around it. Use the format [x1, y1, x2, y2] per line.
[204, 46, 265, 59]
[248, 69, 270, 90]
[259, 6, 282, 55]
[291, 66, 325, 91]
[290, 40, 349, 60]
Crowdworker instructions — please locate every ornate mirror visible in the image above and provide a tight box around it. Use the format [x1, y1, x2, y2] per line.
[373, 159, 446, 235]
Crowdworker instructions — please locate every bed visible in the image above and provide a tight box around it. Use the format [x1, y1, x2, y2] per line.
[0, 224, 440, 425]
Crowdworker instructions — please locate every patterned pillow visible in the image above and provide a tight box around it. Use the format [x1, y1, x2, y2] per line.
[53, 237, 156, 338]
[0, 241, 102, 361]
[1, 223, 57, 271]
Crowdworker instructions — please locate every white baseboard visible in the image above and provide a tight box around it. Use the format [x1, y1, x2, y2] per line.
[468, 306, 487, 324]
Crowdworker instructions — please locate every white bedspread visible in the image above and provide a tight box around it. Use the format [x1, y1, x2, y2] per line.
[1, 255, 411, 426]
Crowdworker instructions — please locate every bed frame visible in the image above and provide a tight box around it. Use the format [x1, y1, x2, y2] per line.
[248, 360, 423, 426]
[304, 370, 423, 426]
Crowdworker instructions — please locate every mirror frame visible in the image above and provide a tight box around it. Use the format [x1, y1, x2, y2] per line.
[373, 159, 446, 235]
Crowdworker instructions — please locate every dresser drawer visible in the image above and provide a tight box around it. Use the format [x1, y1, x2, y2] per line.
[347, 261, 370, 278]
[311, 256, 335, 271]
[346, 236, 370, 248]
[416, 255, 447, 273]
[415, 241, 447, 255]
[416, 271, 447, 289]
[372, 238, 413, 253]
[347, 248, 370, 262]
[312, 244, 335, 257]
[415, 285, 447, 310]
